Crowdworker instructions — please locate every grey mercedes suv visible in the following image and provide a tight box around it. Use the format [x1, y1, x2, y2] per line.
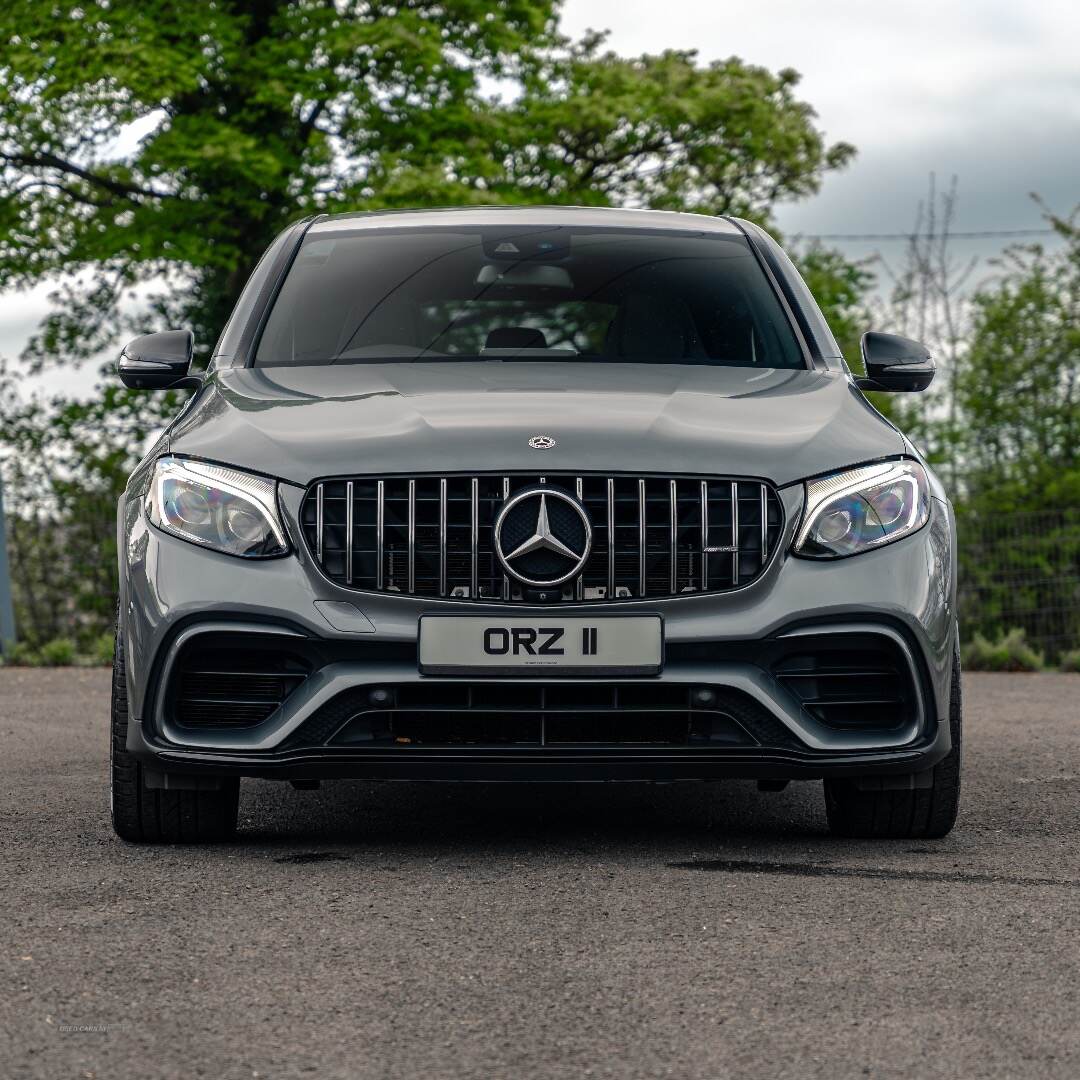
[111, 206, 961, 843]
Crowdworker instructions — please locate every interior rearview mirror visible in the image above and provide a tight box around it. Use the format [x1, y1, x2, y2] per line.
[117, 329, 201, 390]
[475, 263, 574, 288]
[855, 332, 935, 393]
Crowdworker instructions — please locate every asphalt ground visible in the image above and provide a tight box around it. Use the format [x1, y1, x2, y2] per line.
[3, 668, 1080, 1079]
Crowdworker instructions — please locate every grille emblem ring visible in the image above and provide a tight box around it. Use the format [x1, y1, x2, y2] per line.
[494, 487, 592, 588]
[528, 435, 556, 449]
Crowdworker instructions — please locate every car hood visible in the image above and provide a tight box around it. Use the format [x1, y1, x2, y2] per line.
[168, 362, 902, 488]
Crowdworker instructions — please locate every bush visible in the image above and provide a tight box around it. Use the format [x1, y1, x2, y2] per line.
[1, 634, 114, 667]
[38, 638, 77, 667]
[1060, 649, 1080, 674]
[0, 640, 42, 666]
[962, 628, 1044, 672]
[89, 632, 115, 667]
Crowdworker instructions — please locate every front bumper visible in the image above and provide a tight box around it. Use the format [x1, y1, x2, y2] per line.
[118, 483, 957, 782]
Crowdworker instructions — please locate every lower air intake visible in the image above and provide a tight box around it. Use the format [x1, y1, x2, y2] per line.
[172, 643, 311, 729]
[282, 682, 799, 750]
[774, 636, 914, 731]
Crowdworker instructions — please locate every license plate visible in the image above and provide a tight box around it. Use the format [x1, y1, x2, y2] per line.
[418, 615, 663, 675]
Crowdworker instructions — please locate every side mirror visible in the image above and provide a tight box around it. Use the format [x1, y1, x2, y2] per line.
[117, 330, 201, 390]
[855, 332, 935, 393]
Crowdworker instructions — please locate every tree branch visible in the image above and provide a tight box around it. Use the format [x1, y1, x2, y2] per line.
[13, 177, 115, 209]
[2, 150, 173, 201]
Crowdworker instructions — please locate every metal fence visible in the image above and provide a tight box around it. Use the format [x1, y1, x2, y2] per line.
[956, 509, 1080, 661]
[0, 483, 118, 651]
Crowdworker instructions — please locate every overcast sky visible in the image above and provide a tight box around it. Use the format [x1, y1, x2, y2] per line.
[5, 0, 1078, 395]
[565, 0, 1080, 236]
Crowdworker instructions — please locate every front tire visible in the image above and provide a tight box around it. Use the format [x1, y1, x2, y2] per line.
[823, 646, 962, 839]
[110, 620, 239, 843]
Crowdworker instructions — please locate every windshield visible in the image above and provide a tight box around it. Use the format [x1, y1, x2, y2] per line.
[253, 225, 806, 369]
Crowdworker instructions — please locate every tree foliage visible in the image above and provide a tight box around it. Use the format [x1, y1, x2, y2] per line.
[0, 363, 179, 645]
[0, 0, 853, 363]
[0, 0, 861, 647]
[951, 210, 1080, 658]
[507, 39, 854, 215]
[956, 220, 1079, 512]
[792, 243, 875, 369]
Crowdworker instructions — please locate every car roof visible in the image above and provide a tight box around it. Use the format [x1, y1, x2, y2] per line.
[306, 205, 746, 237]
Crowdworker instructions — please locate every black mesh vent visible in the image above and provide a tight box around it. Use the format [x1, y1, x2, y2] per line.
[172, 645, 311, 729]
[774, 640, 913, 731]
[282, 682, 799, 750]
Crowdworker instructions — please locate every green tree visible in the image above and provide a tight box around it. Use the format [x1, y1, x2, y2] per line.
[957, 227, 1079, 510]
[952, 211, 1080, 658]
[790, 242, 919, 430]
[0, 0, 557, 360]
[0, 363, 178, 646]
[0, 1, 858, 645]
[506, 39, 854, 216]
[793, 243, 875, 369]
[0, 1, 853, 364]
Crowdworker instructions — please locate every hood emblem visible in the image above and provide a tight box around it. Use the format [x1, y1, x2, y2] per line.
[494, 487, 592, 588]
[528, 434, 556, 449]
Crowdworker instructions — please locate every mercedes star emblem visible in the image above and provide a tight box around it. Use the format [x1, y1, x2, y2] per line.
[528, 435, 556, 449]
[494, 487, 592, 588]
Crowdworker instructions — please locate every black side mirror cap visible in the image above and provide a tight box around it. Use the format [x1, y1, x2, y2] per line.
[117, 329, 201, 390]
[854, 331, 936, 393]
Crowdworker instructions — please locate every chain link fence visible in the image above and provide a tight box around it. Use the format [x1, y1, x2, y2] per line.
[0, 476, 118, 652]
[957, 509, 1080, 662]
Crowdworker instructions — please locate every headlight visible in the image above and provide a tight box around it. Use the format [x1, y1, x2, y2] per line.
[147, 457, 287, 558]
[795, 459, 930, 558]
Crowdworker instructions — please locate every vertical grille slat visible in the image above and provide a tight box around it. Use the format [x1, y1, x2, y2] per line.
[760, 482, 768, 571]
[669, 480, 678, 594]
[439, 477, 448, 597]
[345, 480, 354, 585]
[407, 479, 416, 595]
[576, 477, 585, 600]
[607, 478, 616, 599]
[304, 472, 782, 602]
[502, 476, 510, 600]
[638, 478, 647, 599]
[470, 477, 479, 599]
[730, 480, 739, 585]
[699, 480, 708, 591]
[376, 479, 384, 590]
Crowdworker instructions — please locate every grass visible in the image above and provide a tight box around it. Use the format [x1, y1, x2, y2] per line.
[961, 627, 1045, 672]
[1, 635, 113, 668]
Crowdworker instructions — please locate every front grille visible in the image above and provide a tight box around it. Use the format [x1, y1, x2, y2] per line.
[172, 645, 311, 729]
[300, 473, 783, 602]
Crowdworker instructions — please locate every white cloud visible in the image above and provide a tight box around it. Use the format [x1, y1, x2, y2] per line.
[563, 0, 1080, 232]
